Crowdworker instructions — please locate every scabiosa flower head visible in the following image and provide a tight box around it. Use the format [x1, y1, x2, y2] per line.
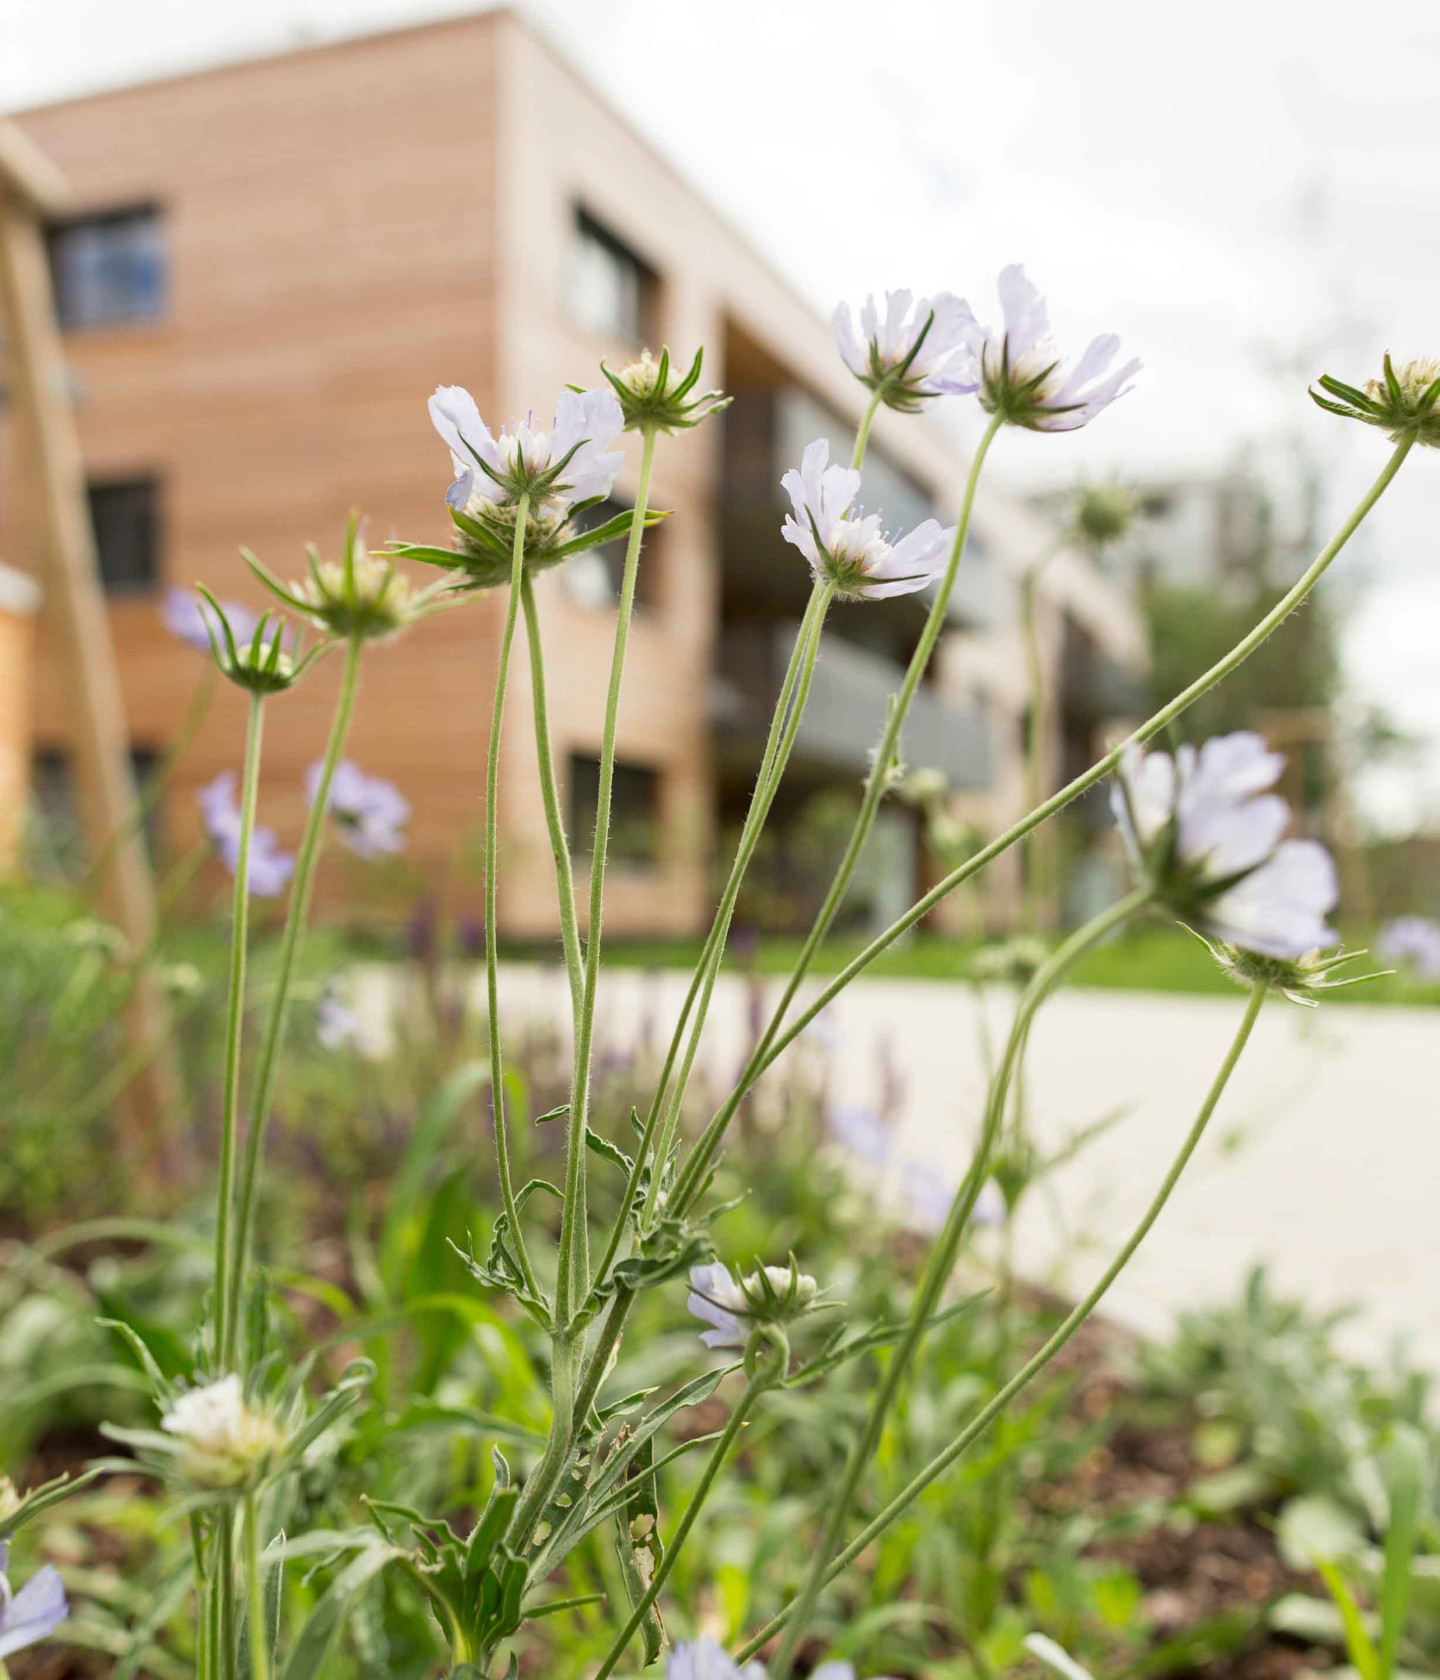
[190, 587, 324, 695]
[1379, 916, 1440, 983]
[781, 439, 957, 601]
[160, 1375, 286, 1492]
[1311, 353, 1440, 449]
[0, 1541, 68, 1661]
[390, 384, 656, 588]
[827, 1103, 892, 1166]
[245, 516, 422, 643]
[1112, 731, 1339, 959]
[1199, 935, 1378, 1008]
[307, 760, 410, 860]
[1073, 481, 1138, 545]
[666, 1638, 768, 1680]
[164, 588, 258, 654]
[316, 987, 358, 1050]
[197, 772, 295, 898]
[833, 288, 979, 412]
[686, 1259, 821, 1348]
[972, 265, 1139, 432]
[598, 345, 730, 433]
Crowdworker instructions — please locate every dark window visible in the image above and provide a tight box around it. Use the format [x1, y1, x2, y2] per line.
[89, 478, 160, 595]
[563, 499, 661, 611]
[567, 207, 654, 345]
[569, 753, 660, 866]
[48, 206, 166, 329]
[28, 744, 161, 878]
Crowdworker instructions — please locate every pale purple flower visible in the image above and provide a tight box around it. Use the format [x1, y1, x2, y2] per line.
[1112, 732, 1338, 960]
[973, 264, 1140, 432]
[429, 384, 624, 517]
[666, 1639, 890, 1680]
[667, 1638, 768, 1680]
[307, 761, 410, 860]
[0, 1540, 68, 1660]
[827, 1103, 892, 1166]
[163, 588, 258, 654]
[316, 989, 357, 1051]
[685, 1262, 749, 1349]
[833, 288, 979, 408]
[197, 772, 295, 898]
[781, 439, 957, 600]
[1379, 917, 1440, 982]
[902, 1162, 1006, 1235]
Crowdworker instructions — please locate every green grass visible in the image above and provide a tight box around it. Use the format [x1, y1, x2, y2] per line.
[495, 922, 1440, 1006]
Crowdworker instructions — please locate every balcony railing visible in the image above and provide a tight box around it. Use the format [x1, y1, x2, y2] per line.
[715, 623, 993, 789]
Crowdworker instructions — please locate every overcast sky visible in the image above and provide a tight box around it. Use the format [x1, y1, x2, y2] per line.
[7, 0, 1440, 829]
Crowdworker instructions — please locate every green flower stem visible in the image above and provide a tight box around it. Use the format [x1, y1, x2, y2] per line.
[592, 580, 830, 1291]
[225, 632, 364, 1360]
[218, 1510, 237, 1680]
[850, 389, 884, 470]
[189, 1513, 211, 1680]
[571, 1281, 632, 1430]
[592, 1366, 773, 1680]
[639, 577, 835, 1232]
[738, 978, 1269, 1665]
[484, 495, 541, 1304]
[214, 693, 265, 1370]
[672, 432, 1413, 1213]
[508, 1331, 578, 1556]
[765, 887, 1149, 1679]
[520, 570, 585, 1018]
[559, 425, 658, 1328]
[244, 1494, 268, 1680]
[736, 413, 1004, 1112]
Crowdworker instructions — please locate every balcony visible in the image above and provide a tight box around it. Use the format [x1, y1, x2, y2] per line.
[714, 623, 993, 789]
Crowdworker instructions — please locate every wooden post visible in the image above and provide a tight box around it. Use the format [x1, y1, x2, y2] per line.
[0, 119, 182, 1150]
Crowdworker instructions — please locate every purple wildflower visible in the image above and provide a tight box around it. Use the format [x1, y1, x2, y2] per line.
[197, 772, 294, 898]
[163, 588, 258, 654]
[0, 1540, 68, 1661]
[1378, 917, 1440, 983]
[308, 761, 410, 860]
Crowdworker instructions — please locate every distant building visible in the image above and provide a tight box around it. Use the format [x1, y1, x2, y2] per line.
[1, 9, 1146, 937]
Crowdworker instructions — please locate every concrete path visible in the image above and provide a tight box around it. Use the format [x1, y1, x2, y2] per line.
[358, 963, 1440, 1369]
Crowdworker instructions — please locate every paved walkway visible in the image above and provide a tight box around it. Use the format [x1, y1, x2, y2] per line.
[359, 963, 1440, 1369]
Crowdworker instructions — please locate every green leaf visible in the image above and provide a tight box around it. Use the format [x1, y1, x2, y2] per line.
[279, 1544, 400, 1680]
[379, 1059, 490, 1292]
[1379, 1426, 1427, 1680]
[1315, 1556, 1381, 1680]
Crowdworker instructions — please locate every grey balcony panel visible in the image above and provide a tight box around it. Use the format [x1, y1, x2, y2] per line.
[717, 625, 993, 790]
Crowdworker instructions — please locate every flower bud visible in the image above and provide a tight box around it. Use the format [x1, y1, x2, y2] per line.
[600, 346, 730, 433]
[245, 517, 422, 642]
[1073, 482, 1137, 545]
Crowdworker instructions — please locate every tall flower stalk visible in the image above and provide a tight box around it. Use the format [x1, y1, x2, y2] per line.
[212, 693, 265, 1371]
[738, 979, 1271, 1663]
[766, 886, 1152, 1678]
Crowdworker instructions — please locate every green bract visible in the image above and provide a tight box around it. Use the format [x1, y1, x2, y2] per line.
[196, 586, 325, 694]
[245, 514, 431, 640]
[1194, 933, 1384, 1008]
[595, 346, 730, 434]
[1311, 353, 1440, 448]
[386, 499, 666, 592]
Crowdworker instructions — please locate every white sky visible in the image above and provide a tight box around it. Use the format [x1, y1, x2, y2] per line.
[7, 0, 1440, 830]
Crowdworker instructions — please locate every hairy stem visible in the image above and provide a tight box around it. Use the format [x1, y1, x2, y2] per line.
[485, 494, 541, 1302]
[850, 389, 884, 470]
[244, 1494, 268, 1680]
[591, 581, 829, 1292]
[216, 693, 265, 1370]
[673, 433, 1413, 1210]
[739, 979, 1268, 1662]
[521, 570, 585, 1017]
[766, 888, 1149, 1677]
[559, 426, 658, 1327]
[226, 633, 363, 1356]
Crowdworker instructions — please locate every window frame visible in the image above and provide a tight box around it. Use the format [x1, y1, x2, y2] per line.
[46, 202, 168, 332]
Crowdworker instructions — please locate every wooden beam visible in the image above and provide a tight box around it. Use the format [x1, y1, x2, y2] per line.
[0, 119, 71, 217]
[0, 179, 183, 1150]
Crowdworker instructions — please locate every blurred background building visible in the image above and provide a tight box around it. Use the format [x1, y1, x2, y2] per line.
[0, 8, 1147, 938]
